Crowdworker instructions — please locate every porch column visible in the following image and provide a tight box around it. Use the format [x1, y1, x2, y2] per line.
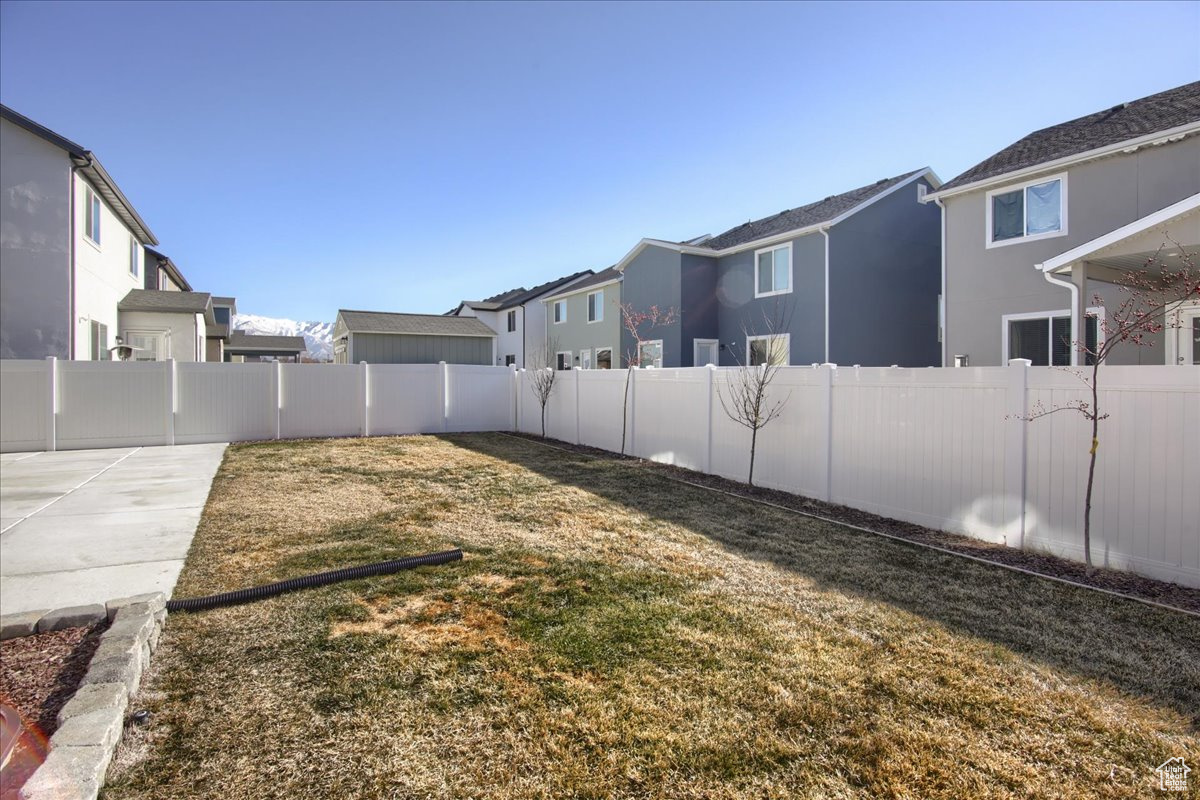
[1071, 261, 1089, 366]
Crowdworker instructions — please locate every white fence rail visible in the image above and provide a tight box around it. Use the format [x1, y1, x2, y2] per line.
[2, 358, 1196, 588]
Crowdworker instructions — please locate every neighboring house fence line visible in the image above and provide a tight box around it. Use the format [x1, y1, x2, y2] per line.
[1, 358, 1195, 589]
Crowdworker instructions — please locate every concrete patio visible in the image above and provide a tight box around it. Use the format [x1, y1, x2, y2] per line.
[0, 444, 226, 615]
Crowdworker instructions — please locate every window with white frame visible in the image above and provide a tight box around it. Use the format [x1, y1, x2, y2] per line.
[1004, 309, 1101, 366]
[595, 347, 612, 369]
[504, 354, 516, 367]
[126, 330, 166, 362]
[987, 174, 1066, 246]
[84, 186, 101, 244]
[129, 236, 139, 278]
[638, 340, 662, 368]
[587, 289, 603, 323]
[507, 309, 517, 332]
[553, 300, 566, 324]
[755, 243, 792, 297]
[89, 320, 108, 360]
[747, 333, 789, 366]
[555, 351, 572, 370]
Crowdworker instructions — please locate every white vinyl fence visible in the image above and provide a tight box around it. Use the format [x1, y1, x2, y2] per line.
[2, 358, 1196, 587]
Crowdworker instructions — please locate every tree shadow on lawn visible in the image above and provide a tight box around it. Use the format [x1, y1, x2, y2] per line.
[440, 432, 1200, 729]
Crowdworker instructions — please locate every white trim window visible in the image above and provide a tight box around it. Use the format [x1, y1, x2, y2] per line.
[555, 351, 572, 370]
[129, 235, 139, 278]
[595, 347, 613, 369]
[638, 339, 663, 368]
[504, 354, 516, 367]
[986, 173, 1067, 247]
[553, 300, 567, 324]
[694, 338, 719, 366]
[754, 242, 792, 298]
[84, 186, 101, 245]
[125, 330, 167, 362]
[507, 309, 517, 332]
[1002, 307, 1103, 366]
[587, 289, 604, 323]
[747, 333, 789, 366]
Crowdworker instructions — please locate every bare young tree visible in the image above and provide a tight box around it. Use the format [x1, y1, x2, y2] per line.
[1019, 243, 1198, 572]
[618, 303, 678, 455]
[527, 339, 561, 438]
[716, 305, 793, 486]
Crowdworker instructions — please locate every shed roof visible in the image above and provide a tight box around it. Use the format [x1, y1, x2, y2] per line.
[338, 310, 496, 337]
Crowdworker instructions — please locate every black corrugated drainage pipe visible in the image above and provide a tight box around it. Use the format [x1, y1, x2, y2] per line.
[166, 549, 463, 613]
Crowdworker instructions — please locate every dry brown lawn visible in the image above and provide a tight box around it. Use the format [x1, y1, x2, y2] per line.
[104, 433, 1200, 800]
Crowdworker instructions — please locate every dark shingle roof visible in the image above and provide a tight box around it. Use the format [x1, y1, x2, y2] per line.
[699, 170, 925, 251]
[226, 332, 306, 353]
[119, 289, 212, 314]
[543, 267, 620, 299]
[451, 270, 595, 315]
[938, 82, 1200, 193]
[338, 310, 496, 337]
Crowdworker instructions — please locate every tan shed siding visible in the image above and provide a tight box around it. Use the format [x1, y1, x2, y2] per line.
[352, 333, 493, 364]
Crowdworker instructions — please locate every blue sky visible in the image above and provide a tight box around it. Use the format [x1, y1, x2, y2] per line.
[2, 1, 1197, 321]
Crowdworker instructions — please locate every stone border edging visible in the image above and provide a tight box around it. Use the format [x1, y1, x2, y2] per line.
[5, 593, 167, 800]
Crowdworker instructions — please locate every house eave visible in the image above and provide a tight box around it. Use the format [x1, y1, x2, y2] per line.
[926, 122, 1200, 202]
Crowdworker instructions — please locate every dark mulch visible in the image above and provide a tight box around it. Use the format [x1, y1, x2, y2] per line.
[507, 432, 1200, 615]
[0, 621, 108, 738]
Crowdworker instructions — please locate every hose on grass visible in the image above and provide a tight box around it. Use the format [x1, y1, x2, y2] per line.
[165, 549, 463, 613]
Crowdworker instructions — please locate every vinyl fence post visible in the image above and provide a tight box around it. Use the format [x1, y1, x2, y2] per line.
[628, 365, 637, 457]
[165, 358, 176, 446]
[1006, 358, 1032, 550]
[818, 363, 836, 503]
[360, 361, 370, 437]
[45, 356, 57, 452]
[515, 368, 524, 433]
[274, 360, 283, 440]
[513, 371, 523, 434]
[705, 364, 715, 474]
[574, 366, 581, 445]
[440, 361, 449, 432]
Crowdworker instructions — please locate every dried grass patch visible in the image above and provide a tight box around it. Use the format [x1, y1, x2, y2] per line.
[104, 433, 1200, 800]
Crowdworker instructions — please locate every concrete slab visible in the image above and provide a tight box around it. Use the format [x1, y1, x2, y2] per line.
[0, 443, 226, 615]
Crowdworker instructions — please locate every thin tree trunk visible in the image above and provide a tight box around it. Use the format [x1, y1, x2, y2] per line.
[748, 425, 758, 486]
[541, 404, 546, 438]
[620, 366, 633, 455]
[1083, 361, 1101, 573]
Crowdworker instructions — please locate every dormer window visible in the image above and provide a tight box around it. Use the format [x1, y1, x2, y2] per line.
[987, 174, 1067, 246]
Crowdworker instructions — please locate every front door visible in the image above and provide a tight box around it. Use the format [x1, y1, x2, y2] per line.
[580, 349, 592, 370]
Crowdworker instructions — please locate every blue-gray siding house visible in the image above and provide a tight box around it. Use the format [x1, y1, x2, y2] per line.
[615, 168, 942, 367]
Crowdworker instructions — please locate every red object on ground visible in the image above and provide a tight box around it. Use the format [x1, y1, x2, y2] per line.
[0, 702, 47, 800]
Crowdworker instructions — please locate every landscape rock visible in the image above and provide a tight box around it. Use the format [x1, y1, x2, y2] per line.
[57, 683, 128, 728]
[105, 592, 166, 622]
[35, 604, 106, 633]
[0, 610, 46, 640]
[50, 707, 124, 751]
[18, 743, 110, 800]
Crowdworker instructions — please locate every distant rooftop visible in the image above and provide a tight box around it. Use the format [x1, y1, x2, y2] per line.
[338, 310, 496, 337]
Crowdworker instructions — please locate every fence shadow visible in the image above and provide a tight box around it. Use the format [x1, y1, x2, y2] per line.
[440, 432, 1200, 729]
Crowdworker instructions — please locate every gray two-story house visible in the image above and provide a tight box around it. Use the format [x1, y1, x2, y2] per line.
[927, 81, 1200, 367]
[537, 268, 622, 370]
[614, 167, 943, 367]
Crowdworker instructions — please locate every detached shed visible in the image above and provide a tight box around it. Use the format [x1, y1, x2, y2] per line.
[333, 310, 496, 365]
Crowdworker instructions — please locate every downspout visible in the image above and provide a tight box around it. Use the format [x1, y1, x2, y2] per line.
[820, 227, 831, 363]
[933, 197, 947, 367]
[67, 156, 91, 359]
[1040, 265, 1079, 367]
[521, 304, 526, 367]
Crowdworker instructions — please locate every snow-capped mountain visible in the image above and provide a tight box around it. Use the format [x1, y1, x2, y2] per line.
[234, 314, 335, 361]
